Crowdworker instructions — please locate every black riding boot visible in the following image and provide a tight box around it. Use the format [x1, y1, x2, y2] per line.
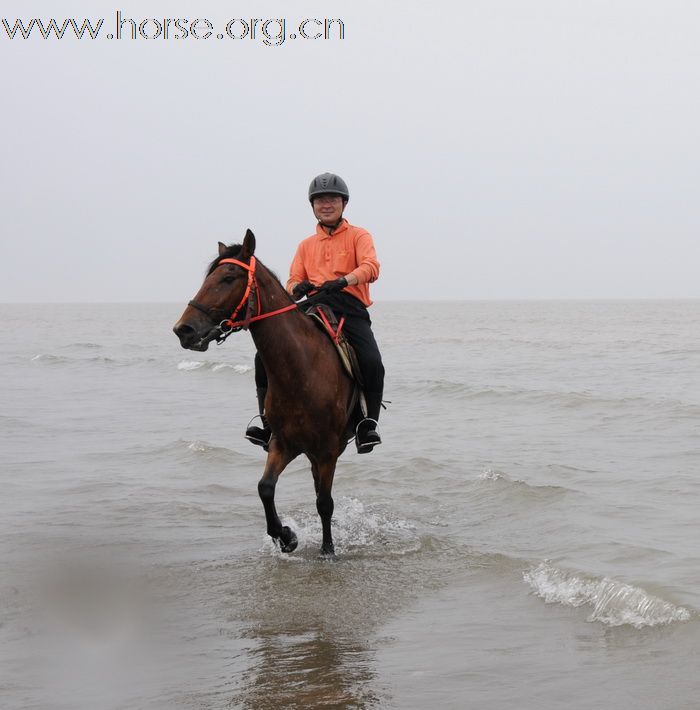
[245, 387, 271, 449]
[356, 391, 383, 454]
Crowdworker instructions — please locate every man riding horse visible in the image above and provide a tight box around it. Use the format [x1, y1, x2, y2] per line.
[246, 172, 385, 454]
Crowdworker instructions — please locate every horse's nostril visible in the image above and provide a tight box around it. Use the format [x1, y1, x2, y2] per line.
[174, 322, 196, 342]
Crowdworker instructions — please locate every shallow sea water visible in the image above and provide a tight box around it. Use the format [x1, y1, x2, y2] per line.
[1, 300, 699, 709]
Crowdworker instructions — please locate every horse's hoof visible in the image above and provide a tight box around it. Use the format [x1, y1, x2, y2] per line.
[279, 526, 298, 553]
[320, 543, 336, 560]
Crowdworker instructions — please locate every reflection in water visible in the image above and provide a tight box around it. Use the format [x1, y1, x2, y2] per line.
[226, 520, 456, 710]
[239, 626, 380, 709]
[231, 556, 390, 708]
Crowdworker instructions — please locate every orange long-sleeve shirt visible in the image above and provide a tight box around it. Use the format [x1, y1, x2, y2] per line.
[286, 219, 380, 306]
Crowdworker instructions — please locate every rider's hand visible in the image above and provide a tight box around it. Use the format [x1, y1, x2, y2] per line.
[318, 277, 348, 294]
[292, 280, 314, 300]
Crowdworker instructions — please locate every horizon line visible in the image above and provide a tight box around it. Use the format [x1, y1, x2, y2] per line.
[2, 297, 700, 306]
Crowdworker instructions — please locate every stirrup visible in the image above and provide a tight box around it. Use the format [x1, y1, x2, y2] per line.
[355, 418, 381, 454]
[245, 415, 271, 451]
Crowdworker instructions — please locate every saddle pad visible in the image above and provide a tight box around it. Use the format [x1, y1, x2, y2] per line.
[306, 305, 364, 386]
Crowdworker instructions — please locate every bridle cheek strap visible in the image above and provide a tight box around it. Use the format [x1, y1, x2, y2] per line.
[218, 256, 256, 326]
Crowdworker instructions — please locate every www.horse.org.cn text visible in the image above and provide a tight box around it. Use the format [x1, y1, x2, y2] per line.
[1, 12, 346, 46]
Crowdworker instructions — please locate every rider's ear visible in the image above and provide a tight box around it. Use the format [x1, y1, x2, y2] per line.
[218, 241, 227, 256]
[241, 229, 256, 259]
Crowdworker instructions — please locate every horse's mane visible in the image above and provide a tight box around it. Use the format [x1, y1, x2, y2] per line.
[207, 244, 285, 289]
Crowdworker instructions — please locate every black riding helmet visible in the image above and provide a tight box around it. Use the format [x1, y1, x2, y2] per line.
[308, 173, 349, 202]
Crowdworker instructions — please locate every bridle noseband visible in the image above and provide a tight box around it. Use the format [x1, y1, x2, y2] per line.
[188, 256, 297, 345]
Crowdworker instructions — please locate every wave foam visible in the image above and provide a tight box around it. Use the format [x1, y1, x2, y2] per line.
[478, 468, 512, 482]
[177, 360, 205, 371]
[180, 439, 239, 460]
[31, 353, 121, 366]
[177, 360, 251, 373]
[476, 469, 573, 500]
[524, 562, 691, 628]
[31, 353, 66, 364]
[187, 440, 211, 453]
[214, 363, 251, 373]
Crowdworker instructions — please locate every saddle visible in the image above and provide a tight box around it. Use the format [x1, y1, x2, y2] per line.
[303, 303, 364, 387]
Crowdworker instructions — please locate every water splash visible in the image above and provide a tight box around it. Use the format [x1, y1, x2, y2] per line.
[262, 497, 422, 559]
[524, 561, 691, 628]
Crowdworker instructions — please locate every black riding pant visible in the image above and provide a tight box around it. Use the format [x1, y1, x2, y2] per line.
[254, 291, 384, 400]
[338, 314, 384, 395]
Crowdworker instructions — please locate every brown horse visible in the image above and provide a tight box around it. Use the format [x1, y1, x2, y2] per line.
[173, 230, 356, 557]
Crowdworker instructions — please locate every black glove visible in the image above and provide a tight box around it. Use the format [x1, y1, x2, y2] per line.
[317, 277, 348, 294]
[292, 280, 314, 300]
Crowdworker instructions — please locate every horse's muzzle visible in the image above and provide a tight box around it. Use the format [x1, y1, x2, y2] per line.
[173, 321, 210, 351]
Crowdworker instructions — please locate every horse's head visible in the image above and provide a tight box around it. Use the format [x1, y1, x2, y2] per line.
[173, 229, 256, 351]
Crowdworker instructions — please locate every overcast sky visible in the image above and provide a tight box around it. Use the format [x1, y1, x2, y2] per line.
[1, 0, 698, 302]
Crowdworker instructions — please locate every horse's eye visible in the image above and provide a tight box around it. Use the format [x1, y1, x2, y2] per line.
[221, 275, 237, 284]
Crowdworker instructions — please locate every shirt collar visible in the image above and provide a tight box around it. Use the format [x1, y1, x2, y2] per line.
[316, 218, 348, 239]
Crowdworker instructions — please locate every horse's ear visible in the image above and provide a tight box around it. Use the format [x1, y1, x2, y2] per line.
[218, 241, 227, 256]
[241, 229, 256, 259]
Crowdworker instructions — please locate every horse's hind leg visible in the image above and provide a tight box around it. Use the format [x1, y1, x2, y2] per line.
[258, 448, 297, 553]
[314, 458, 338, 558]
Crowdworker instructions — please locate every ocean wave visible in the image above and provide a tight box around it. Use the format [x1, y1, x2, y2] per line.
[63, 342, 103, 349]
[399, 379, 700, 417]
[177, 360, 252, 374]
[383, 455, 457, 477]
[31, 353, 69, 364]
[657, 347, 700, 356]
[478, 468, 512, 482]
[404, 379, 584, 403]
[186, 440, 215, 453]
[114, 439, 254, 467]
[477, 469, 574, 498]
[183, 440, 243, 458]
[32, 352, 116, 365]
[30, 353, 153, 367]
[172, 439, 248, 462]
[406, 379, 478, 398]
[524, 561, 692, 628]
[175, 439, 261, 466]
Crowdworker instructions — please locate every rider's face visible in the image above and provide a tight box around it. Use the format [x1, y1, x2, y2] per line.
[312, 194, 345, 225]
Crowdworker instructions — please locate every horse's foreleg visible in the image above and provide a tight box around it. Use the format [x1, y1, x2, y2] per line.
[315, 459, 337, 558]
[258, 448, 297, 553]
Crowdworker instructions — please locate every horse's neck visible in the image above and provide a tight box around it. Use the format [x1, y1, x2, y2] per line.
[254, 264, 292, 315]
[249, 266, 311, 360]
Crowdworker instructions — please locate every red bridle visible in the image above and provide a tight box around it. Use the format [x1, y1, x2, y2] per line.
[218, 256, 258, 327]
[189, 256, 297, 342]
